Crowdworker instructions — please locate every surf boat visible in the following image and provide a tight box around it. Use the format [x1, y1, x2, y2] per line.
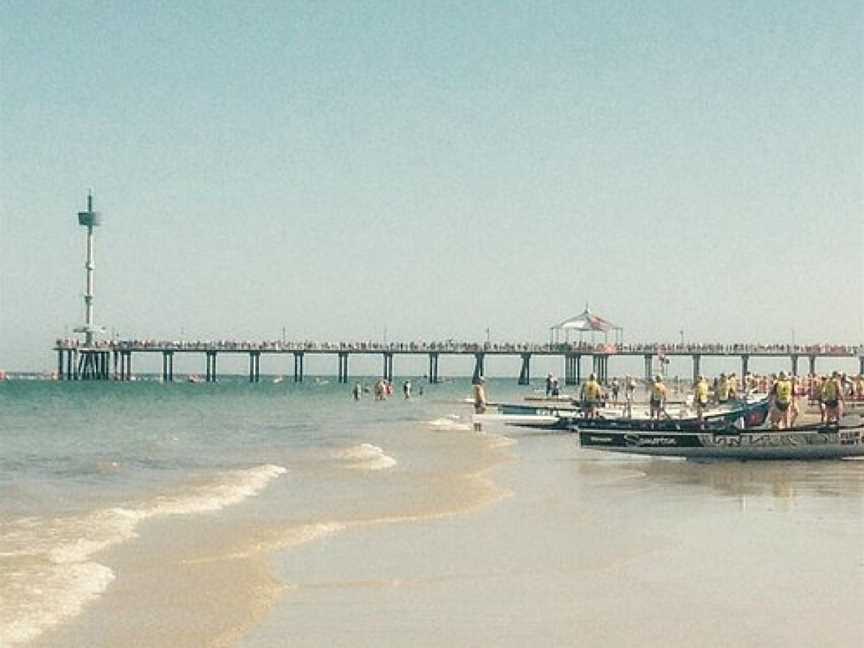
[577, 420, 864, 460]
[505, 398, 770, 433]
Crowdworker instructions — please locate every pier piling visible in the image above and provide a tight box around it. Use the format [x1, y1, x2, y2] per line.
[427, 353, 439, 383]
[564, 354, 580, 385]
[382, 352, 394, 382]
[337, 352, 349, 383]
[293, 352, 304, 383]
[205, 351, 217, 383]
[472, 353, 485, 383]
[518, 353, 531, 385]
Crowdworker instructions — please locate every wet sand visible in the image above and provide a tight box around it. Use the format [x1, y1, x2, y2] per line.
[32, 422, 864, 647]
[244, 429, 864, 648]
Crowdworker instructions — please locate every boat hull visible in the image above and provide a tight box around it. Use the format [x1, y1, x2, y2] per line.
[578, 426, 864, 460]
[505, 399, 770, 432]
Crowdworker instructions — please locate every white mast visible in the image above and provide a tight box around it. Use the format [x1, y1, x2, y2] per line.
[75, 191, 102, 346]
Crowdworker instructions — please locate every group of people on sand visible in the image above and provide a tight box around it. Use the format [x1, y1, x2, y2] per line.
[571, 369, 861, 430]
[758, 370, 863, 429]
[471, 368, 862, 433]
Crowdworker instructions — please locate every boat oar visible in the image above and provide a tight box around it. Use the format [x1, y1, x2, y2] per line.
[660, 405, 682, 431]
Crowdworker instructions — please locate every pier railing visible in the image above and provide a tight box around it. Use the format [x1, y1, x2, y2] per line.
[55, 338, 863, 356]
[53, 338, 864, 384]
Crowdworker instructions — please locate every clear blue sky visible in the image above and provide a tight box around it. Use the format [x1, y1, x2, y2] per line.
[1, 1, 862, 371]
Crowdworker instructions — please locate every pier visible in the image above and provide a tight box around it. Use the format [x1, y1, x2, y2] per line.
[54, 193, 863, 385]
[53, 339, 864, 384]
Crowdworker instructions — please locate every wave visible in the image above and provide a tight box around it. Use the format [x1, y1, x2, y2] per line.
[427, 417, 472, 432]
[334, 444, 397, 471]
[0, 464, 287, 647]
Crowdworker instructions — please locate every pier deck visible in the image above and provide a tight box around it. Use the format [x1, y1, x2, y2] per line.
[53, 340, 864, 385]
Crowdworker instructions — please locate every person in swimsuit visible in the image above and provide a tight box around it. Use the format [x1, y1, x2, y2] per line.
[770, 371, 793, 429]
[649, 375, 668, 420]
[580, 374, 603, 419]
[821, 371, 844, 424]
[472, 377, 487, 431]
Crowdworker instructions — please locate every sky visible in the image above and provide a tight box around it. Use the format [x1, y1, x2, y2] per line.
[1, 1, 862, 372]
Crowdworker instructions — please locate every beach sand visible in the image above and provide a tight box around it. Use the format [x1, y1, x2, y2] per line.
[243, 430, 864, 648]
[33, 423, 864, 648]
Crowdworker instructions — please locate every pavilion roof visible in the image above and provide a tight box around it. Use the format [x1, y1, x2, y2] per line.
[552, 307, 620, 332]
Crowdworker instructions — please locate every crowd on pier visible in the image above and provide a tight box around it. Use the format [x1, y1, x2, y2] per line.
[55, 338, 864, 356]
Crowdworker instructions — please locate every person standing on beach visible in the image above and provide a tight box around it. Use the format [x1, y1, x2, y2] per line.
[580, 374, 603, 419]
[649, 375, 668, 420]
[352, 382, 362, 401]
[472, 377, 487, 431]
[821, 371, 844, 424]
[694, 375, 709, 423]
[403, 380, 412, 399]
[625, 375, 636, 401]
[716, 373, 729, 404]
[769, 371, 793, 429]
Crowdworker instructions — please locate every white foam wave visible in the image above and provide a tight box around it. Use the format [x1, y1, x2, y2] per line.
[334, 444, 397, 471]
[427, 417, 472, 432]
[0, 464, 287, 646]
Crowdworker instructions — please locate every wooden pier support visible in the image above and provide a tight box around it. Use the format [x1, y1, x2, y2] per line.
[205, 351, 217, 383]
[293, 352, 304, 382]
[383, 352, 394, 382]
[564, 354, 581, 385]
[162, 351, 174, 383]
[692, 354, 701, 383]
[740, 355, 749, 379]
[643, 355, 653, 380]
[592, 355, 608, 384]
[248, 351, 261, 383]
[860, 356, 864, 376]
[809, 355, 817, 376]
[427, 353, 439, 383]
[337, 352, 349, 383]
[472, 353, 485, 383]
[118, 351, 132, 382]
[790, 354, 799, 377]
[74, 351, 107, 380]
[518, 353, 531, 385]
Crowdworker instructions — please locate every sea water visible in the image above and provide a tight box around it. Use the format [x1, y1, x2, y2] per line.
[0, 376, 518, 646]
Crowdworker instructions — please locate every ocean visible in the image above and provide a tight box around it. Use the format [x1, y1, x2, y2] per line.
[1, 376, 863, 647]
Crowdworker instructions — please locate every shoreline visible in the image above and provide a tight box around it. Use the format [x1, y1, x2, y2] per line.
[29, 422, 516, 647]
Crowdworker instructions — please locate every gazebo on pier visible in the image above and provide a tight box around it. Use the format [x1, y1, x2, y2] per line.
[549, 306, 623, 346]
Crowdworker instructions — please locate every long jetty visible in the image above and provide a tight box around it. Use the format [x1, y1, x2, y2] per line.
[53, 339, 864, 385]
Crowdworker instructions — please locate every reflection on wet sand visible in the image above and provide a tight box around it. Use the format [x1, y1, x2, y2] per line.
[623, 456, 864, 500]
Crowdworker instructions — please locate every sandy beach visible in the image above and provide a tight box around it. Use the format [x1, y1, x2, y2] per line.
[240, 432, 864, 647]
[33, 408, 863, 648]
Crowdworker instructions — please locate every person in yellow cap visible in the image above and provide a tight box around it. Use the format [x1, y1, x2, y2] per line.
[693, 375, 709, 423]
[580, 373, 603, 419]
[770, 371, 793, 429]
[821, 371, 844, 424]
[716, 373, 729, 404]
[727, 373, 739, 401]
[649, 375, 668, 420]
